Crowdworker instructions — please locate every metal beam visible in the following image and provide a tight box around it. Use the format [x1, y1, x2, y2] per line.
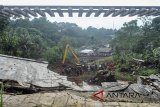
[3, 5, 160, 9]
[0, 13, 9, 18]
[3, 7, 21, 17]
[45, 8, 55, 17]
[0, 10, 11, 17]
[94, 8, 103, 17]
[13, 8, 29, 17]
[147, 9, 160, 16]
[146, 10, 158, 16]
[112, 8, 126, 17]
[23, 8, 37, 17]
[78, 7, 83, 17]
[138, 8, 156, 16]
[57, 8, 64, 17]
[0, 5, 4, 9]
[103, 8, 115, 17]
[120, 8, 136, 17]
[129, 8, 146, 17]
[86, 8, 94, 17]
[68, 7, 73, 17]
[34, 8, 46, 17]
[1, 5, 160, 17]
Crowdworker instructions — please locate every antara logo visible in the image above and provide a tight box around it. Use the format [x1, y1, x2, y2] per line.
[92, 90, 105, 101]
[92, 90, 143, 102]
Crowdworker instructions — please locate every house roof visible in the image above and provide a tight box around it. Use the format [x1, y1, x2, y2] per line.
[97, 48, 112, 53]
[80, 49, 94, 54]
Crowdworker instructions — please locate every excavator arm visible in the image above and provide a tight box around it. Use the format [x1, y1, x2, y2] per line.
[62, 44, 80, 65]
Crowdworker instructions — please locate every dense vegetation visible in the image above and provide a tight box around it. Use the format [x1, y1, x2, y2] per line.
[0, 17, 115, 63]
[111, 17, 160, 78]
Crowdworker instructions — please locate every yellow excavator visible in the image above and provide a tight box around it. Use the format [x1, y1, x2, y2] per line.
[62, 44, 80, 65]
[62, 44, 84, 86]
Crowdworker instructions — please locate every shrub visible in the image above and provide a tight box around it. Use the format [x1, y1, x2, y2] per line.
[138, 68, 158, 76]
[44, 46, 62, 63]
[113, 70, 137, 81]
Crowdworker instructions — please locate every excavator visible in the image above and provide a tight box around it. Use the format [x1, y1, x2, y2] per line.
[48, 44, 83, 85]
[62, 44, 80, 65]
[62, 44, 84, 86]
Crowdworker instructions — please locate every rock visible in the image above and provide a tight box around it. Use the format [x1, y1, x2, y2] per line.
[101, 82, 129, 91]
[149, 74, 160, 81]
[137, 76, 143, 84]
[150, 90, 160, 102]
[88, 70, 117, 85]
[152, 81, 160, 91]
[137, 76, 148, 84]
[152, 90, 160, 99]
[128, 84, 153, 96]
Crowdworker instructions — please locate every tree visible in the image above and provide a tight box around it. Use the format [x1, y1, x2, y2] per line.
[0, 17, 116, 62]
[111, 20, 140, 51]
[0, 17, 9, 34]
[44, 46, 63, 63]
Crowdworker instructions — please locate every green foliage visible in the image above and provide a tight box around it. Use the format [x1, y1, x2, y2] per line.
[0, 17, 9, 34]
[153, 47, 160, 58]
[90, 56, 113, 65]
[0, 83, 3, 107]
[111, 17, 160, 78]
[44, 46, 63, 63]
[10, 18, 115, 48]
[0, 17, 115, 62]
[111, 20, 141, 50]
[0, 27, 46, 59]
[138, 69, 158, 76]
[114, 70, 136, 81]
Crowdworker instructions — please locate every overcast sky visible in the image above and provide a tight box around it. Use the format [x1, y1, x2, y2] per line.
[1, 0, 160, 29]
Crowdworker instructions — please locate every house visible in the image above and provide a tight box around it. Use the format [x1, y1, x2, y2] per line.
[80, 49, 94, 56]
[96, 47, 112, 56]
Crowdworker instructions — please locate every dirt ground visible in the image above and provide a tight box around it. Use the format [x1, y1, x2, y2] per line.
[2, 91, 160, 107]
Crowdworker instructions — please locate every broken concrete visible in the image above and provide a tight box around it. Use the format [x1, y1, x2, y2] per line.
[101, 82, 129, 91]
[0, 54, 72, 88]
[2, 91, 160, 107]
[128, 84, 153, 96]
[0, 54, 103, 92]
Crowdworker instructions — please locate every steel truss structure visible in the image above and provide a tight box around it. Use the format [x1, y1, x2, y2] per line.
[0, 5, 160, 17]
